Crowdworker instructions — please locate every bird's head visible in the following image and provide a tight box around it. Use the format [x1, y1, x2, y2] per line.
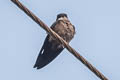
[56, 13, 68, 20]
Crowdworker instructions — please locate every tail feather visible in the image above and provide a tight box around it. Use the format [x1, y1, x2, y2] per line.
[34, 35, 64, 69]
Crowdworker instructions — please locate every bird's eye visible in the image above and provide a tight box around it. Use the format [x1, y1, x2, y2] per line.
[57, 15, 61, 19]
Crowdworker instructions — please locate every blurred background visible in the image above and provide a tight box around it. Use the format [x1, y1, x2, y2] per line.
[0, 0, 120, 80]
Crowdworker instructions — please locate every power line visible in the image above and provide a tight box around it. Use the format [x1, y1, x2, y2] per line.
[11, 0, 108, 80]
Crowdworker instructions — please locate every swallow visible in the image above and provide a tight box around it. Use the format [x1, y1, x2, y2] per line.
[34, 13, 75, 69]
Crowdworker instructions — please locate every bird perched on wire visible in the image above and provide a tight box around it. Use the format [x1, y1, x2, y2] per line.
[34, 13, 75, 69]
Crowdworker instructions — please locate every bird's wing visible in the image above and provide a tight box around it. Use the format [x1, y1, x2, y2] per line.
[34, 22, 64, 69]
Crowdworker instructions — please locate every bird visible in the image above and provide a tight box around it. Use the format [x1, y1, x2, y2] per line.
[34, 13, 75, 69]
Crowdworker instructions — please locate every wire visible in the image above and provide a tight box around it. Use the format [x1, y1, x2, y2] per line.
[11, 0, 108, 80]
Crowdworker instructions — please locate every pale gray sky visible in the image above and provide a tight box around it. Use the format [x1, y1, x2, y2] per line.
[0, 0, 120, 80]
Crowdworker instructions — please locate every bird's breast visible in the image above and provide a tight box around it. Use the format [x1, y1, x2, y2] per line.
[55, 21, 74, 42]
